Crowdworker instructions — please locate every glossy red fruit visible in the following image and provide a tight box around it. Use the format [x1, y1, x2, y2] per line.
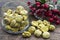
[45, 10, 51, 17]
[48, 13, 53, 17]
[43, 4, 49, 9]
[47, 10, 52, 17]
[40, 5, 44, 9]
[35, 9, 41, 16]
[43, 16, 46, 18]
[36, 9, 41, 13]
[29, 12, 34, 15]
[31, 7, 36, 11]
[36, 12, 41, 16]
[36, 2, 41, 5]
[58, 12, 60, 15]
[49, 18, 54, 22]
[27, 2, 31, 6]
[53, 16, 58, 20]
[40, 9, 45, 13]
[52, 9, 59, 14]
[41, 5, 44, 8]
[36, 4, 40, 7]
[33, 7, 36, 11]
[44, 13, 48, 16]
[56, 20, 60, 25]
[29, 6, 33, 9]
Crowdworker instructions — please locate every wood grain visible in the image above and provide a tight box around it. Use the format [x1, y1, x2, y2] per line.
[0, 15, 60, 40]
[0, 0, 60, 40]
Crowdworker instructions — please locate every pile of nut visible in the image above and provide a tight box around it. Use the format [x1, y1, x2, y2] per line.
[22, 20, 55, 38]
[3, 6, 29, 32]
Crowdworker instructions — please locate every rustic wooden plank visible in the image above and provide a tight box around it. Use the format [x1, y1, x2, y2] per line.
[0, 14, 60, 40]
[0, 0, 60, 40]
[0, 15, 60, 40]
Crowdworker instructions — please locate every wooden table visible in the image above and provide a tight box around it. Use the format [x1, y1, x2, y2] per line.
[0, 0, 60, 40]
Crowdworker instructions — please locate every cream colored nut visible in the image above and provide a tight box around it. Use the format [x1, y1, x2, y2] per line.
[34, 29, 42, 37]
[43, 20, 50, 25]
[17, 6, 24, 11]
[15, 15, 23, 22]
[8, 16, 14, 21]
[15, 9, 20, 13]
[4, 17, 11, 25]
[42, 32, 50, 38]
[46, 23, 50, 27]
[22, 31, 31, 37]
[14, 14, 19, 16]
[21, 20, 29, 27]
[5, 25, 11, 30]
[40, 26, 49, 32]
[37, 20, 43, 24]
[20, 10, 28, 15]
[39, 24, 45, 27]
[23, 15, 28, 21]
[43, 20, 49, 23]
[10, 20, 16, 27]
[11, 28, 19, 32]
[6, 9, 12, 14]
[28, 26, 36, 34]
[49, 25, 55, 31]
[14, 23, 20, 28]
[31, 21, 38, 26]
[19, 27, 24, 30]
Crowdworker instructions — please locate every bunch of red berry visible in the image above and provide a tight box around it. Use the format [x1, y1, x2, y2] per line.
[27, 1, 60, 25]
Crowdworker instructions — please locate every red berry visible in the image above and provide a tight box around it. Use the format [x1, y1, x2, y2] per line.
[36, 2, 41, 5]
[52, 9, 59, 14]
[29, 6, 33, 9]
[40, 5, 44, 9]
[43, 4, 49, 9]
[29, 6, 36, 12]
[29, 12, 34, 15]
[41, 4, 44, 8]
[27, 2, 31, 6]
[45, 10, 52, 17]
[47, 10, 52, 17]
[36, 4, 40, 7]
[31, 7, 36, 11]
[36, 2, 41, 7]
[56, 20, 60, 25]
[49, 18, 54, 22]
[58, 12, 60, 15]
[48, 13, 52, 17]
[43, 16, 46, 18]
[40, 9, 45, 13]
[36, 12, 41, 16]
[35, 9, 41, 16]
[33, 7, 36, 11]
[36, 9, 41, 13]
[53, 16, 58, 20]
[44, 13, 48, 16]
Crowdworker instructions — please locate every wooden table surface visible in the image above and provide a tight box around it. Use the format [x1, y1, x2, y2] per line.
[0, 0, 60, 40]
